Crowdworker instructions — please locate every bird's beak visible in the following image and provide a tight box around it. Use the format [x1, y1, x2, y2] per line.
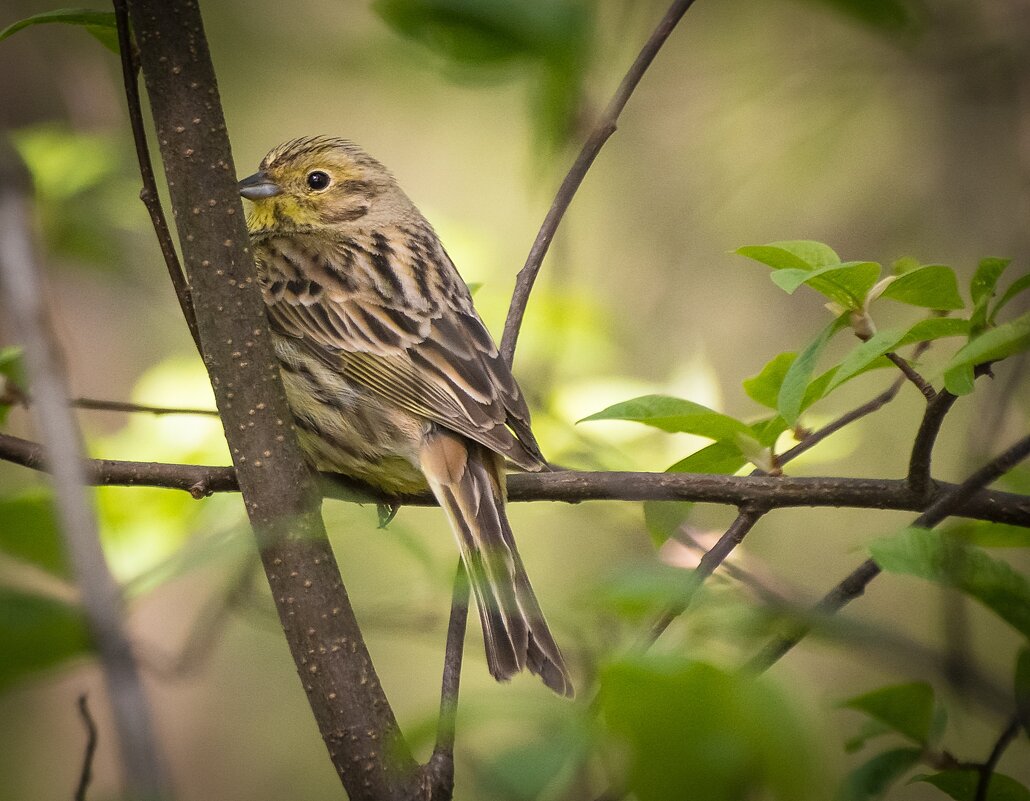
[238, 171, 282, 200]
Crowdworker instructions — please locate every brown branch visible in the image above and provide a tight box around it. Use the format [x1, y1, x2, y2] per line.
[0, 156, 168, 798]
[74, 694, 99, 801]
[975, 714, 1022, 801]
[908, 390, 960, 499]
[3, 432, 1029, 525]
[71, 397, 218, 416]
[425, 560, 470, 795]
[500, 0, 700, 362]
[112, 0, 201, 357]
[885, 351, 936, 401]
[123, 1, 417, 797]
[747, 432, 1030, 673]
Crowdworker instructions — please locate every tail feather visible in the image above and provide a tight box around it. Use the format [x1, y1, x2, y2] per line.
[420, 430, 573, 697]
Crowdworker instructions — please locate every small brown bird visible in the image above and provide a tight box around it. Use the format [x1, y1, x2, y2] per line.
[239, 136, 572, 696]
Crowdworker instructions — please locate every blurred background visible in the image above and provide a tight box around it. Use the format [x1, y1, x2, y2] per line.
[0, 0, 1028, 798]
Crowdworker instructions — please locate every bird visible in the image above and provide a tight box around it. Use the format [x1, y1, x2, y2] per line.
[238, 136, 573, 696]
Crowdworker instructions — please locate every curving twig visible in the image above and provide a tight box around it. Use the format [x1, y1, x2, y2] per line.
[74, 694, 99, 801]
[974, 714, 1023, 801]
[500, 0, 700, 363]
[112, 0, 202, 356]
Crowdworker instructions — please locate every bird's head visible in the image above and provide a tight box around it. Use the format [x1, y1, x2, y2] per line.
[239, 136, 410, 235]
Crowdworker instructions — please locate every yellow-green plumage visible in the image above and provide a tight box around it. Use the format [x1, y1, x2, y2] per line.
[239, 136, 572, 696]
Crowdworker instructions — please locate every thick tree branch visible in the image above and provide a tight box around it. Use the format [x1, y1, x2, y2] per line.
[122, 1, 417, 797]
[2, 432, 1028, 526]
[112, 0, 202, 357]
[747, 433, 1030, 673]
[500, 0, 699, 362]
[0, 156, 168, 798]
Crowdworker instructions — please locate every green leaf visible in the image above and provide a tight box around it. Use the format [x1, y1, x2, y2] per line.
[971, 258, 1011, 306]
[870, 528, 1030, 639]
[745, 353, 797, 410]
[836, 748, 922, 801]
[643, 501, 693, 547]
[580, 395, 752, 442]
[970, 258, 1012, 333]
[802, 0, 921, 34]
[991, 272, 1030, 323]
[667, 440, 748, 475]
[750, 415, 790, 448]
[0, 9, 118, 53]
[913, 770, 1030, 801]
[736, 240, 841, 270]
[944, 311, 1030, 394]
[0, 490, 69, 578]
[878, 265, 964, 310]
[0, 345, 26, 425]
[841, 682, 935, 744]
[600, 656, 813, 801]
[769, 261, 882, 310]
[778, 315, 848, 425]
[0, 588, 92, 693]
[844, 718, 893, 754]
[480, 720, 590, 801]
[827, 317, 968, 393]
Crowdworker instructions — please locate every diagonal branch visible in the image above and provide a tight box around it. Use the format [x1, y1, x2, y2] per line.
[0, 155, 168, 798]
[747, 432, 1030, 673]
[500, 0, 700, 363]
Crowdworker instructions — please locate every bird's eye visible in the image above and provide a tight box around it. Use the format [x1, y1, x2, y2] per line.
[306, 171, 331, 191]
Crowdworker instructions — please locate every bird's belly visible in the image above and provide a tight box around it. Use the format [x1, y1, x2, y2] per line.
[273, 338, 428, 495]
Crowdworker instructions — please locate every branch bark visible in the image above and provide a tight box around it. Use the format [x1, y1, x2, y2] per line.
[122, 1, 417, 797]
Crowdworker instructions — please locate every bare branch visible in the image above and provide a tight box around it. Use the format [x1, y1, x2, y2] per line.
[747, 432, 1030, 673]
[0, 156, 168, 798]
[74, 694, 99, 801]
[70, 397, 218, 416]
[975, 714, 1023, 801]
[2, 432, 1028, 526]
[885, 351, 936, 401]
[500, 0, 700, 362]
[112, 0, 202, 357]
[909, 390, 960, 499]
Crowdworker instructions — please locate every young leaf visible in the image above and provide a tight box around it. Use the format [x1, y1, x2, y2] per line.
[991, 272, 1030, 323]
[0, 9, 118, 53]
[912, 770, 1030, 801]
[870, 528, 1030, 639]
[744, 352, 797, 410]
[841, 682, 935, 744]
[943, 311, 1030, 394]
[836, 748, 922, 801]
[778, 315, 849, 425]
[0, 588, 92, 693]
[667, 441, 748, 474]
[736, 240, 841, 270]
[878, 265, 964, 310]
[970, 258, 1012, 333]
[827, 317, 968, 393]
[769, 261, 882, 310]
[844, 718, 893, 754]
[947, 521, 1030, 548]
[580, 395, 752, 442]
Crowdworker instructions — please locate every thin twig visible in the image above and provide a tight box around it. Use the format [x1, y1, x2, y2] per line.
[974, 714, 1022, 801]
[74, 694, 98, 801]
[747, 432, 1030, 673]
[2, 431, 1028, 525]
[0, 160, 167, 798]
[908, 391, 960, 499]
[500, 0, 700, 363]
[112, 0, 202, 356]
[646, 507, 765, 644]
[425, 560, 470, 794]
[71, 397, 218, 416]
[885, 351, 936, 401]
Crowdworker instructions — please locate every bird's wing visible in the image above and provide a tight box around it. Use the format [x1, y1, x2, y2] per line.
[258, 234, 545, 469]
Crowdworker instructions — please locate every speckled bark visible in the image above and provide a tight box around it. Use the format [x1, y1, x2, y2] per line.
[124, 1, 417, 797]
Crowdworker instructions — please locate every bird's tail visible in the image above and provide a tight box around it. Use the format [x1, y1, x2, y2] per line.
[419, 429, 573, 697]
